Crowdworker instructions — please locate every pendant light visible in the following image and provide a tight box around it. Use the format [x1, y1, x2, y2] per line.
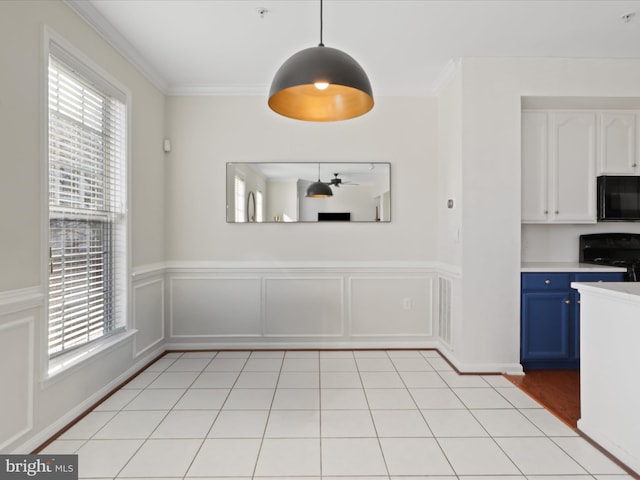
[268, 0, 374, 122]
[306, 164, 333, 198]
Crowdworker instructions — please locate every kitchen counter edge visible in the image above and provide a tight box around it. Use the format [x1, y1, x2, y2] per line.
[521, 262, 627, 273]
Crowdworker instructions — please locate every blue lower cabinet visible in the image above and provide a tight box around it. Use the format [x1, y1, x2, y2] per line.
[520, 271, 623, 370]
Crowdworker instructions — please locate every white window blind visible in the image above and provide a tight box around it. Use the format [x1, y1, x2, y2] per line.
[48, 46, 127, 358]
[234, 176, 246, 222]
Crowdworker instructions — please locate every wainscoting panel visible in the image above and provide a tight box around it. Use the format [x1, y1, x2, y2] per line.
[133, 277, 165, 357]
[350, 277, 434, 337]
[170, 277, 262, 337]
[0, 313, 34, 451]
[264, 277, 344, 337]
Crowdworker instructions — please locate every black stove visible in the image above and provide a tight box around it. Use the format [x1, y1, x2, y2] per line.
[579, 233, 640, 281]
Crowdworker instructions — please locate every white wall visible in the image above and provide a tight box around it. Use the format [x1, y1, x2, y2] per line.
[444, 57, 640, 371]
[165, 95, 437, 262]
[0, 1, 166, 452]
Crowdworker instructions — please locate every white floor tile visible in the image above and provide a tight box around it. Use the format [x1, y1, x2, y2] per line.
[60, 411, 117, 440]
[208, 410, 268, 438]
[360, 371, 404, 388]
[519, 408, 578, 437]
[321, 372, 363, 388]
[151, 410, 218, 438]
[453, 387, 515, 409]
[186, 438, 261, 477]
[371, 409, 432, 437]
[365, 388, 416, 409]
[284, 350, 319, 358]
[496, 437, 588, 475]
[180, 351, 217, 358]
[250, 350, 285, 358]
[39, 439, 85, 454]
[254, 438, 320, 476]
[552, 437, 627, 474]
[173, 388, 229, 410]
[353, 350, 389, 358]
[75, 439, 143, 478]
[356, 358, 395, 371]
[482, 374, 516, 387]
[321, 409, 376, 437]
[320, 388, 369, 410]
[421, 409, 488, 437]
[497, 386, 545, 408]
[400, 371, 447, 387]
[391, 358, 435, 371]
[147, 371, 199, 389]
[93, 389, 141, 411]
[235, 371, 279, 388]
[426, 357, 455, 371]
[123, 388, 185, 410]
[321, 438, 387, 476]
[386, 350, 425, 358]
[222, 388, 274, 409]
[271, 388, 320, 410]
[93, 410, 167, 439]
[320, 358, 358, 372]
[438, 371, 490, 388]
[165, 358, 211, 372]
[143, 358, 175, 372]
[265, 410, 320, 437]
[190, 371, 238, 388]
[319, 350, 355, 358]
[411, 388, 466, 409]
[118, 438, 202, 477]
[471, 408, 544, 436]
[437, 437, 520, 475]
[215, 351, 250, 359]
[281, 358, 319, 371]
[122, 372, 160, 389]
[380, 437, 454, 476]
[204, 358, 246, 371]
[243, 358, 282, 371]
[277, 372, 319, 388]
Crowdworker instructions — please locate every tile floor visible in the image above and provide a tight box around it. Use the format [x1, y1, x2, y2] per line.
[42, 349, 635, 479]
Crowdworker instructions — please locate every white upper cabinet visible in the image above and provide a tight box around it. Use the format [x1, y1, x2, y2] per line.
[522, 110, 597, 223]
[522, 111, 549, 222]
[598, 112, 637, 175]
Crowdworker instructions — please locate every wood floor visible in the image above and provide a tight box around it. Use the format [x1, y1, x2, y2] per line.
[505, 369, 580, 428]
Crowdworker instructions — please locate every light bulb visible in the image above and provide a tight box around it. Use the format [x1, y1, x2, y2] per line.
[314, 81, 329, 90]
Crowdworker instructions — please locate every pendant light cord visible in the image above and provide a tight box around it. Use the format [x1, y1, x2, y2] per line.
[319, 0, 324, 47]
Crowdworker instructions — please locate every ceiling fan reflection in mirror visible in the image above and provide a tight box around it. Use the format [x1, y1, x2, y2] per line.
[326, 173, 359, 187]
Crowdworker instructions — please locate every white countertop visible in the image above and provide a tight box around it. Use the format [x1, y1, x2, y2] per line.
[571, 281, 640, 303]
[521, 262, 627, 273]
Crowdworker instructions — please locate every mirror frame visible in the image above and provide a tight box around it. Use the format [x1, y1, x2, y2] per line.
[226, 162, 391, 223]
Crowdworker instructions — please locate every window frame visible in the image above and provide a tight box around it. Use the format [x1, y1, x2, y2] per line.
[42, 28, 132, 379]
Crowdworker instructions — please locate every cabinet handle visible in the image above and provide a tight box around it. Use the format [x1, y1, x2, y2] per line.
[633, 164, 637, 167]
[555, 210, 559, 214]
[545, 279, 551, 285]
[544, 210, 549, 214]
[577, 299, 581, 304]
[565, 299, 571, 304]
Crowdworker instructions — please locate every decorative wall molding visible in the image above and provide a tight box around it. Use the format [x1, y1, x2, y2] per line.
[0, 315, 34, 451]
[0, 286, 43, 315]
[133, 276, 165, 357]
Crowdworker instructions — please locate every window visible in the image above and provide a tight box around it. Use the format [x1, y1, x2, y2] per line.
[256, 190, 264, 222]
[234, 175, 246, 222]
[47, 42, 127, 359]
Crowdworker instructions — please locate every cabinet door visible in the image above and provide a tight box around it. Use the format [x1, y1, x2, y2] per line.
[521, 292, 571, 362]
[522, 111, 549, 222]
[598, 112, 637, 175]
[550, 112, 597, 223]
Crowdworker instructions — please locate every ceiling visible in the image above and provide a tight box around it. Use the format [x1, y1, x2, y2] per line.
[67, 0, 640, 96]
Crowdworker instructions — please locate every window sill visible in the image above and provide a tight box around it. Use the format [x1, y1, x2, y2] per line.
[43, 329, 137, 388]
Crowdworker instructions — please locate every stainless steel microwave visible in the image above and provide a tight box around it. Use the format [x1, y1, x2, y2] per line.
[597, 175, 640, 221]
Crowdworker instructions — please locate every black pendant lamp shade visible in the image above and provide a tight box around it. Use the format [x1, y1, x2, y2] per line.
[268, 0, 374, 122]
[306, 164, 333, 198]
[306, 178, 333, 198]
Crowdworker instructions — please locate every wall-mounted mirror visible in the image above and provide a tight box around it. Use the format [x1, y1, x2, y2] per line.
[227, 162, 391, 223]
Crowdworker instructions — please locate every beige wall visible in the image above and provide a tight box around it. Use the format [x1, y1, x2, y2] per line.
[0, 1, 166, 452]
[165, 95, 438, 262]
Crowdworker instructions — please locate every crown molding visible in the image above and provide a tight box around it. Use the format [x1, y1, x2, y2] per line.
[64, 0, 169, 94]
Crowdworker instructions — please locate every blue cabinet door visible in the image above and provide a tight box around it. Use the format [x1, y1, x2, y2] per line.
[521, 291, 571, 362]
